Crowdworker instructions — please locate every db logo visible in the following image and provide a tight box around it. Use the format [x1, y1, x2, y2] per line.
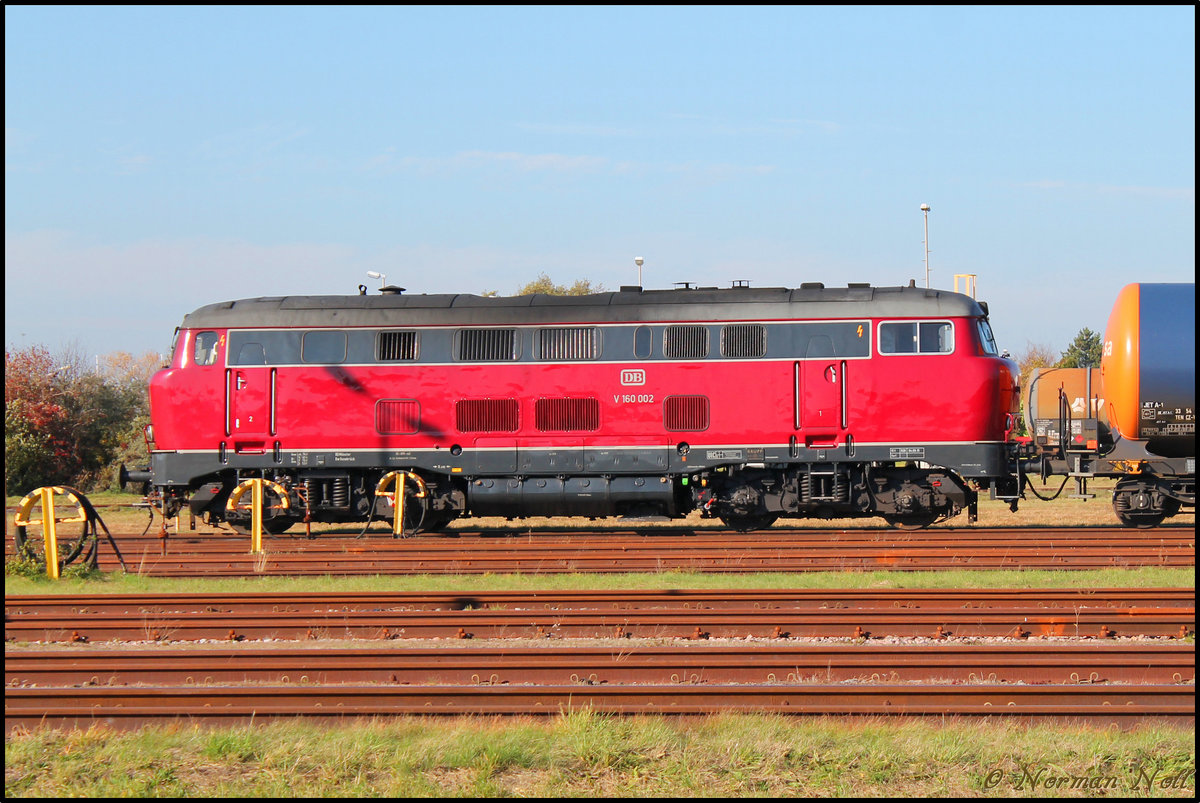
[620, 369, 646, 386]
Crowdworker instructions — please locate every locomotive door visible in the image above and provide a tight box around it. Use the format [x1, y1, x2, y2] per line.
[795, 360, 846, 445]
[227, 367, 275, 444]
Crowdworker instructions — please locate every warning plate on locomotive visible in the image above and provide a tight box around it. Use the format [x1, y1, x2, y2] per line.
[889, 447, 926, 459]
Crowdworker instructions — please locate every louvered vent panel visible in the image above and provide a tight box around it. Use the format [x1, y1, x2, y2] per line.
[539, 327, 599, 360]
[456, 399, 520, 432]
[721, 324, 766, 358]
[664, 395, 710, 432]
[535, 398, 600, 431]
[458, 329, 517, 361]
[376, 399, 420, 434]
[376, 331, 418, 361]
[664, 325, 709, 359]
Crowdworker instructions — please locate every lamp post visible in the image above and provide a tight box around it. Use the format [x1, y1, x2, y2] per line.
[634, 256, 644, 287]
[920, 204, 931, 288]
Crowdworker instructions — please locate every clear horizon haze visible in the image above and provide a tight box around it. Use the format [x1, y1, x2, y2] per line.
[5, 6, 1194, 364]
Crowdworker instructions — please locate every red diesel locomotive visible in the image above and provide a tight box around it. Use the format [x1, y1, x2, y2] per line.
[130, 282, 1021, 532]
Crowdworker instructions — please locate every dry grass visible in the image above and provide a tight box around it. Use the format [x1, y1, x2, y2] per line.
[5, 714, 1195, 798]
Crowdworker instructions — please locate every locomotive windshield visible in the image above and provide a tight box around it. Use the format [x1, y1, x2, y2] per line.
[976, 319, 999, 355]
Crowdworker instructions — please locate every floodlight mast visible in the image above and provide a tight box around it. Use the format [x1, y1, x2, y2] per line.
[920, 204, 931, 288]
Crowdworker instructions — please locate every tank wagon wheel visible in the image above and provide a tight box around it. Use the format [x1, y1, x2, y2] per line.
[224, 480, 294, 536]
[883, 513, 940, 531]
[1114, 510, 1166, 529]
[719, 513, 780, 532]
[1111, 479, 1178, 529]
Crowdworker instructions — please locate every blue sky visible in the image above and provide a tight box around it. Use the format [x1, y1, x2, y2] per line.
[5, 6, 1194, 362]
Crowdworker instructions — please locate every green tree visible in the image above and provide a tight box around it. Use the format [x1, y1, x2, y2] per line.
[515, 273, 605, 296]
[1057, 327, 1103, 368]
[1010, 341, 1058, 437]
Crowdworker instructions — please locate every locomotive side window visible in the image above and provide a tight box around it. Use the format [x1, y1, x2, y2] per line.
[302, 331, 347, 364]
[538, 327, 600, 360]
[721, 324, 766, 358]
[793, 322, 870, 358]
[879, 321, 954, 355]
[664, 325, 709, 359]
[376, 331, 419, 361]
[193, 331, 219, 366]
[921, 322, 953, 353]
[634, 326, 653, 359]
[458, 328, 519, 361]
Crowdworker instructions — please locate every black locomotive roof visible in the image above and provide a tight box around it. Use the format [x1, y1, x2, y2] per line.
[180, 284, 986, 329]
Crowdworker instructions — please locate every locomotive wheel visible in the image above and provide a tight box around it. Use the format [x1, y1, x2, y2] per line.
[416, 510, 459, 533]
[228, 516, 295, 536]
[719, 513, 779, 532]
[883, 513, 939, 530]
[225, 483, 294, 536]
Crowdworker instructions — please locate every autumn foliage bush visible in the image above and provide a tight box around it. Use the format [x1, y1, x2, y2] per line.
[4, 345, 161, 496]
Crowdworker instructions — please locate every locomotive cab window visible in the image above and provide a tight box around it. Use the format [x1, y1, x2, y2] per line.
[879, 321, 954, 355]
[193, 331, 219, 366]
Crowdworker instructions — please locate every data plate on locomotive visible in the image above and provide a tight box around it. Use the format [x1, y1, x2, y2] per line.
[889, 447, 926, 459]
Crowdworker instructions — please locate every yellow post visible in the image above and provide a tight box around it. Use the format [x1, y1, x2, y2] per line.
[40, 487, 60, 580]
[374, 471, 427, 538]
[393, 471, 406, 537]
[225, 478, 289, 553]
[250, 478, 263, 554]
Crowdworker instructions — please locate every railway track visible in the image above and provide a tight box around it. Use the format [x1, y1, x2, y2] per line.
[8, 526, 1193, 575]
[7, 683, 1192, 732]
[7, 589, 1193, 732]
[6, 589, 1193, 642]
[7, 643, 1193, 686]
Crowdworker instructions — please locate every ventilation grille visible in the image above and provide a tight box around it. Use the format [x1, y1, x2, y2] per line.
[721, 324, 766, 358]
[458, 329, 517, 361]
[456, 399, 519, 432]
[376, 331, 418, 361]
[539, 327, 599, 360]
[376, 399, 420, 434]
[664, 325, 709, 359]
[664, 395, 710, 431]
[535, 397, 600, 431]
